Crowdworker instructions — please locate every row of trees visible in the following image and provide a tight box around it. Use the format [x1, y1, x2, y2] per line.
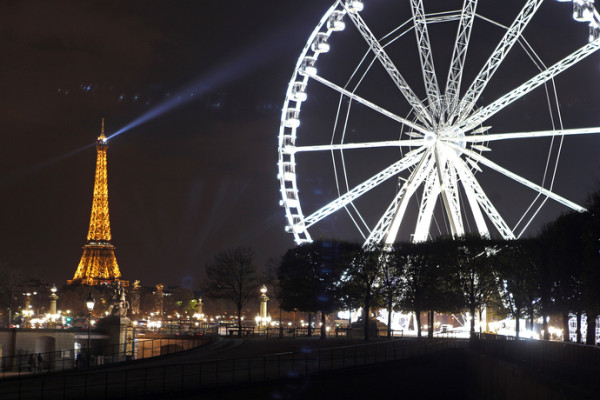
[274, 194, 600, 343]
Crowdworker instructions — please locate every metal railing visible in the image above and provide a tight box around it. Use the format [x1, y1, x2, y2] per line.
[0, 338, 466, 400]
[219, 325, 406, 338]
[0, 334, 209, 379]
[135, 322, 218, 336]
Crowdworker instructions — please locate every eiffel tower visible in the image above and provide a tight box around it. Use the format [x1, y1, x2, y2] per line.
[70, 119, 127, 286]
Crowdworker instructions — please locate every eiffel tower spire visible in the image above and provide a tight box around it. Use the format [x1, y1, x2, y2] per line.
[71, 119, 126, 286]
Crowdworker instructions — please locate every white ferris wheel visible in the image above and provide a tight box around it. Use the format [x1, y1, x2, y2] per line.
[277, 0, 600, 248]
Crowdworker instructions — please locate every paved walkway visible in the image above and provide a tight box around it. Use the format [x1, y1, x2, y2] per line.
[0, 337, 464, 399]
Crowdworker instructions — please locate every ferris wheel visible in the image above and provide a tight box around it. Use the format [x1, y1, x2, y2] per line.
[277, 0, 600, 248]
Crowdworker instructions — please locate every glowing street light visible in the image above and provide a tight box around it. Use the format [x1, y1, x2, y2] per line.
[256, 285, 270, 329]
[49, 285, 59, 326]
[86, 292, 95, 365]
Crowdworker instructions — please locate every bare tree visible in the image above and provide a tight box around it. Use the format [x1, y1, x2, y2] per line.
[204, 247, 260, 330]
[0, 264, 22, 327]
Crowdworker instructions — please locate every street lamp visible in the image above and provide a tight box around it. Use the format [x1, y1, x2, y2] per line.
[86, 292, 95, 365]
[33, 291, 38, 317]
[257, 285, 269, 329]
[49, 285, 59, 327]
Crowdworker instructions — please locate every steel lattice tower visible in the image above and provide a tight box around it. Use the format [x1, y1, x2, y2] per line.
[70, 119, 126, 286]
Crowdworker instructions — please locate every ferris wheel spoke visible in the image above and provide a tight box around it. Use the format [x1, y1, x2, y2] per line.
[303, 70, 431, 135]
[449, 163, 490, 237]
[343, 4, 434, 127]
[445, 0, 478, 118]
[433, 148, 460, 236]
[286, 139, 424, 154]
[460, 126, 600, 143]
[435, 146, 470, 237]
[441, 160, 465, 236]
[363, 151, 435, 248]
[461, 38, 600, 131]
[413, 172, 441, 242]
[457, 0, 544, 121]
[450, 144, 587, 212]
[445, 148, 511, 238]
[384, 152, 435, 245]
[411, 0, 443, 118]
[304, 147, 427, 229]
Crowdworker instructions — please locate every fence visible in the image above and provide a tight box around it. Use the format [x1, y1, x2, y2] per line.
[0, 338, 466, 399]
[220, 325, 406, 339]
[0, 334, 209, 379]
[136, 321, 218, 336]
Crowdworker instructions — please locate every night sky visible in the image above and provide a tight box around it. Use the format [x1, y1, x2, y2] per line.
[2, 0, 600, 288]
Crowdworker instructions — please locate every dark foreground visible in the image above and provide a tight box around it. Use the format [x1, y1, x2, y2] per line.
[1, 336, 599, 400]
[176, 348, 469, 400]
[167, 345, 598, 400]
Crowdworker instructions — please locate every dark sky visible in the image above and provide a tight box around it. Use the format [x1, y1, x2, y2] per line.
[1, 0, 600, 288]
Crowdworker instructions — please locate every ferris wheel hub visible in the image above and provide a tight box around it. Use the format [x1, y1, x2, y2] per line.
[423, 131, 437, 147]
[438, 126, 464, 146]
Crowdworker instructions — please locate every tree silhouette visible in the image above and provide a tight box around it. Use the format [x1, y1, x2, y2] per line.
[442, 235, 498, 336]
[540, 212, 586, 342]
[342, 243, 384, 341]
[393, 241, 431, 338]
[204, 247, 260, 330]
[379, 249, 403, 337]
[278, 240, 344, 338]
[581, 191, 600, 345]
[0, 264, 22, 327]
[493, 239, 542, 338]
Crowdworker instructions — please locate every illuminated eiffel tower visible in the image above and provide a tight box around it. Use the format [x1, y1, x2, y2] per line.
[70, 119, 127, 286]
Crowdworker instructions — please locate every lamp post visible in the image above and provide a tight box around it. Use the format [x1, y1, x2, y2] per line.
[49, 286, 58, 315]
[259, 285, 269, 321]
[86, 292, 95, 365]
[23, 292, 32, 328]
[33, 291, 39, 317]
[197, 297, 204, 318]
[49, 285, 58, 327]
[257, 285, 270, 330]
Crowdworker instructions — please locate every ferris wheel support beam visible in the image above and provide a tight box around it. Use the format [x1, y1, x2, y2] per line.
[383, 153, 435, 246]
[458, 0, 544, 121]
[363, 151, 434, 248]
[445, 0, 478, 118]
[462, 38, 600, 131]
[451, 162, 490, 237]
[304, 70, 431, 136]
[411, 0, 443, 119]
[443, 160, 466, 235]
[446, 148, 511, 239]
[451, 144, 587, 213]
[413, 172, 441, 242]
[434, 148, 461, 236]
[303, 148, 426, 228]
[461, 126, 600, 143]
[343, 4, 434, 127]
